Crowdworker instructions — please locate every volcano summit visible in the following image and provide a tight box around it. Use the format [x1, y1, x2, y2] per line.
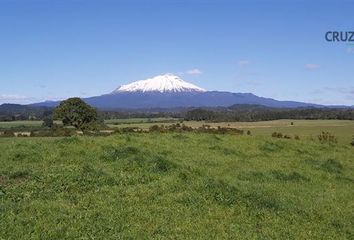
[113, 74, 206, 93]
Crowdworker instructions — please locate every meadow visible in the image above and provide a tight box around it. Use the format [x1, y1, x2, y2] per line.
[0, 120, 43, 129]
[2, 119, 354, 144]
[0, 125, 354, 239]
[106, 119, 354, 143]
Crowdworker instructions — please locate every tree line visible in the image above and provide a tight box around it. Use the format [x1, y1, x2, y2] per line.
[1, 101, 354, 123]
[183, 106, 354, 122]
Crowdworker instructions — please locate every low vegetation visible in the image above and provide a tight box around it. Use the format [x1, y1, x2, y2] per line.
[148, 124, 244, 135]
[318, 131, 338, 145]
[0, 133, 353, 239]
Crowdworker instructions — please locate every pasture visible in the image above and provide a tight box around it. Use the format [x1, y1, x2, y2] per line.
[0, 120, 43, 129]
[106, 119, 354, 143]
[0, 130, 354, 239]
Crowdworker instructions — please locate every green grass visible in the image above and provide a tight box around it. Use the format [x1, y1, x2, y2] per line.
[0, 120, 62, 130]
[3, 119, 354, 144]
[108, 119, 354, 143]
[105, 117, 180, 125]
[1, 133, 354, 239]
[0, 120, 43, 129]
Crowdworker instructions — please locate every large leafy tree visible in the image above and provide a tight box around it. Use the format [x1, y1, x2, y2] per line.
[54, 98, 98, 130]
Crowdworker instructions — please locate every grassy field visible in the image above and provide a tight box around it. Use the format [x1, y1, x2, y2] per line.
[0, 120, 63, 130]
[0, 120, 43, 129]
[2, 119, 354, 144]
[105, 117, 180, 125]
[107, 119, 354, 143]
[1, 132, 354, 239]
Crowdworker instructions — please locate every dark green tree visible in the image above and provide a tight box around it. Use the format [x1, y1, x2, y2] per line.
[42, 115, 54, 128]
[54, 98, 98, 130]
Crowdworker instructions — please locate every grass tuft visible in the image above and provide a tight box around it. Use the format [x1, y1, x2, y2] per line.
[204, 178, 239, 206]
[102, 145, 140, 161]
[320, 159, 343, 174]
[259, 141, 284, 152]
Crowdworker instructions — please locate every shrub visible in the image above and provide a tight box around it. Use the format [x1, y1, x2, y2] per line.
[149, 125, 164, 132]
[272, 132, 283, 138]
[120, 127, 143, 133]
[148, 124, 243, 135]
[318, 131, 337, 145]
[351, 137, 354, 146]
[181, 124, 193, 132]
[2, 131, 14, 137]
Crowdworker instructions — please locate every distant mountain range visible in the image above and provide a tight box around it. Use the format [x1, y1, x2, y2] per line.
[28, 73, 333, 110]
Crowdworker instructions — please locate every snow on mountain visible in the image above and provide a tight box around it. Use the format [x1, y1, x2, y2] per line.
[113, 73, 206, 93]
[29, 73, 325, 109]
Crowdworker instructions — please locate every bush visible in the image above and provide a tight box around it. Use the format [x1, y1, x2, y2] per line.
[149, 125, 165, 132]
[271, 132, 294, 140]
[351, 137, 354, 147]
[147, 124, 243, 135]
[120, 127, 143, 133]
[318, 132, 337, 145]
[272, 132, 283, 138]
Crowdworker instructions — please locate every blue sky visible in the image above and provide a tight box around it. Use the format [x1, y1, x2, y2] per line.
[0, 0, 353, 105]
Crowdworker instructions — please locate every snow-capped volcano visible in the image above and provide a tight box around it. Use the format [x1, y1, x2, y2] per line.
[113, 74, 206, 93]
[30, 73, 322, 109]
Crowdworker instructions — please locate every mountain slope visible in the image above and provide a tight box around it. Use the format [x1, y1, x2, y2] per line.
[29, 74, 323, 109]
[80, 91, 321, 110]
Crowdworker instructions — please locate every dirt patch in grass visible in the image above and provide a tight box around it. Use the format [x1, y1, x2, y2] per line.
[0, 175, 8, 185]
[9, 170, 31, 184]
